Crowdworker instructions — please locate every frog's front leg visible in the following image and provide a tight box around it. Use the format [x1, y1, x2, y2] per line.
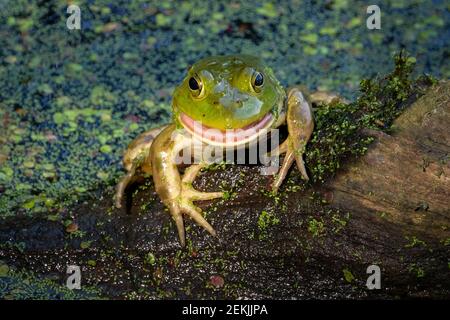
[272, 87, 314, 193]
[115, 125, 167, 208]
[150, 125, 223, 247]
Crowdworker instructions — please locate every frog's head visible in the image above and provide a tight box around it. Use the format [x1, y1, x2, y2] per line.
[173, 55, 285, 146]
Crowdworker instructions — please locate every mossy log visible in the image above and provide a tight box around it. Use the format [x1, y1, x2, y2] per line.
[1, 81, 448, 299]
[323, 81, 449, 241]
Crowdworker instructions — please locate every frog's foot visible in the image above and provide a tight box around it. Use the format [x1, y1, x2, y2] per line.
[271, 138, 309, 193]
[169, 164, 224, 247]
[309, 91, 348, 106]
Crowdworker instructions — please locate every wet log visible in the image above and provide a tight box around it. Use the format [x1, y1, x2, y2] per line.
[324, 81, 450, 240]
[1, 82, 449, 299]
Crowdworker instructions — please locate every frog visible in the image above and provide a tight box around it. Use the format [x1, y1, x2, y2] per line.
[114, 55, 340, 246]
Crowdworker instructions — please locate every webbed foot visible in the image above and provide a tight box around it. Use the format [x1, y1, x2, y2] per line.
[168, 164, 223, 247]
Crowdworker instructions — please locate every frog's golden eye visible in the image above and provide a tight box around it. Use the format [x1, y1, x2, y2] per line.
[251, 72, 264, 92]
[188, 74, 204, 98]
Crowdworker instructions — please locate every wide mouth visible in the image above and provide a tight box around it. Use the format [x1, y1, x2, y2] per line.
[179, 112, 274, 146]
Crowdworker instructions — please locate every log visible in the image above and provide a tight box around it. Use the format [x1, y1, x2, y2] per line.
[1, 82, 449, 299]
[324, 81, 450, 240]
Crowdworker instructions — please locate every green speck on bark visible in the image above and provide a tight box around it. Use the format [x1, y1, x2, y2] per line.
[343, 268, 355, 283]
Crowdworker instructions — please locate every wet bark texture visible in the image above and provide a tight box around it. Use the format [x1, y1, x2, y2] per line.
[326, 81, 449, 240]
[0, 82, 449, 299]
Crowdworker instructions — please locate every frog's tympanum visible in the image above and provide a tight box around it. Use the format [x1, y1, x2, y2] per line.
[115, 55, 338, 246]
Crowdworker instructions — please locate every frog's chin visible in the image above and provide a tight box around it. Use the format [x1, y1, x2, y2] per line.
[179, 112, 274, 147]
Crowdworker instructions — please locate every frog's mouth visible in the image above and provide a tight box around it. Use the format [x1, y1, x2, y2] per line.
[179, 112, 274, 146]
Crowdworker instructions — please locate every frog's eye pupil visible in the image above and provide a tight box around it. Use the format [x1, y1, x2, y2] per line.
[251, 72, 264, 92]
[188, 74, 205, 98]
[254, 73, 264, 87]
[189, 77, 200, 91]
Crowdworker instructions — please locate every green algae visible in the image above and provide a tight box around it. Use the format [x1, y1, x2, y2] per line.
[307, 217, 325, 237]
[305, 51, 434, 183]
[342, 268, 355, 283]
[257, 210, 280, 240]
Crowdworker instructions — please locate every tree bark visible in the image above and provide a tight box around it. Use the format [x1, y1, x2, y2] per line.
[324, 81, 450, 240]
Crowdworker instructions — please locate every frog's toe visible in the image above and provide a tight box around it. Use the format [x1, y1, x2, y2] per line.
[181, 201, 217, 237]
[174, 215, 186, 247]
[184, 187, 224, 201]
[182, 163, 206, 184]
[167, 202, 186, 247]
[309, 91, 348, 106]
[294, 152, 310, 181]
[182, 163, 224, 201]
[271, 149, 295, 193]
[115, 169, 135, 208]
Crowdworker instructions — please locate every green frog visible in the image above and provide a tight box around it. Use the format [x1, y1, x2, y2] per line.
[115, 55, 339, 246]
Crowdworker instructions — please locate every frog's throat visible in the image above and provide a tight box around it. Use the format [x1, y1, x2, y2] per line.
[178, 112, 275, 147]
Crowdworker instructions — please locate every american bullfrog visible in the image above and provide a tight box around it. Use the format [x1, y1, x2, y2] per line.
[115, 55, 339, 246]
